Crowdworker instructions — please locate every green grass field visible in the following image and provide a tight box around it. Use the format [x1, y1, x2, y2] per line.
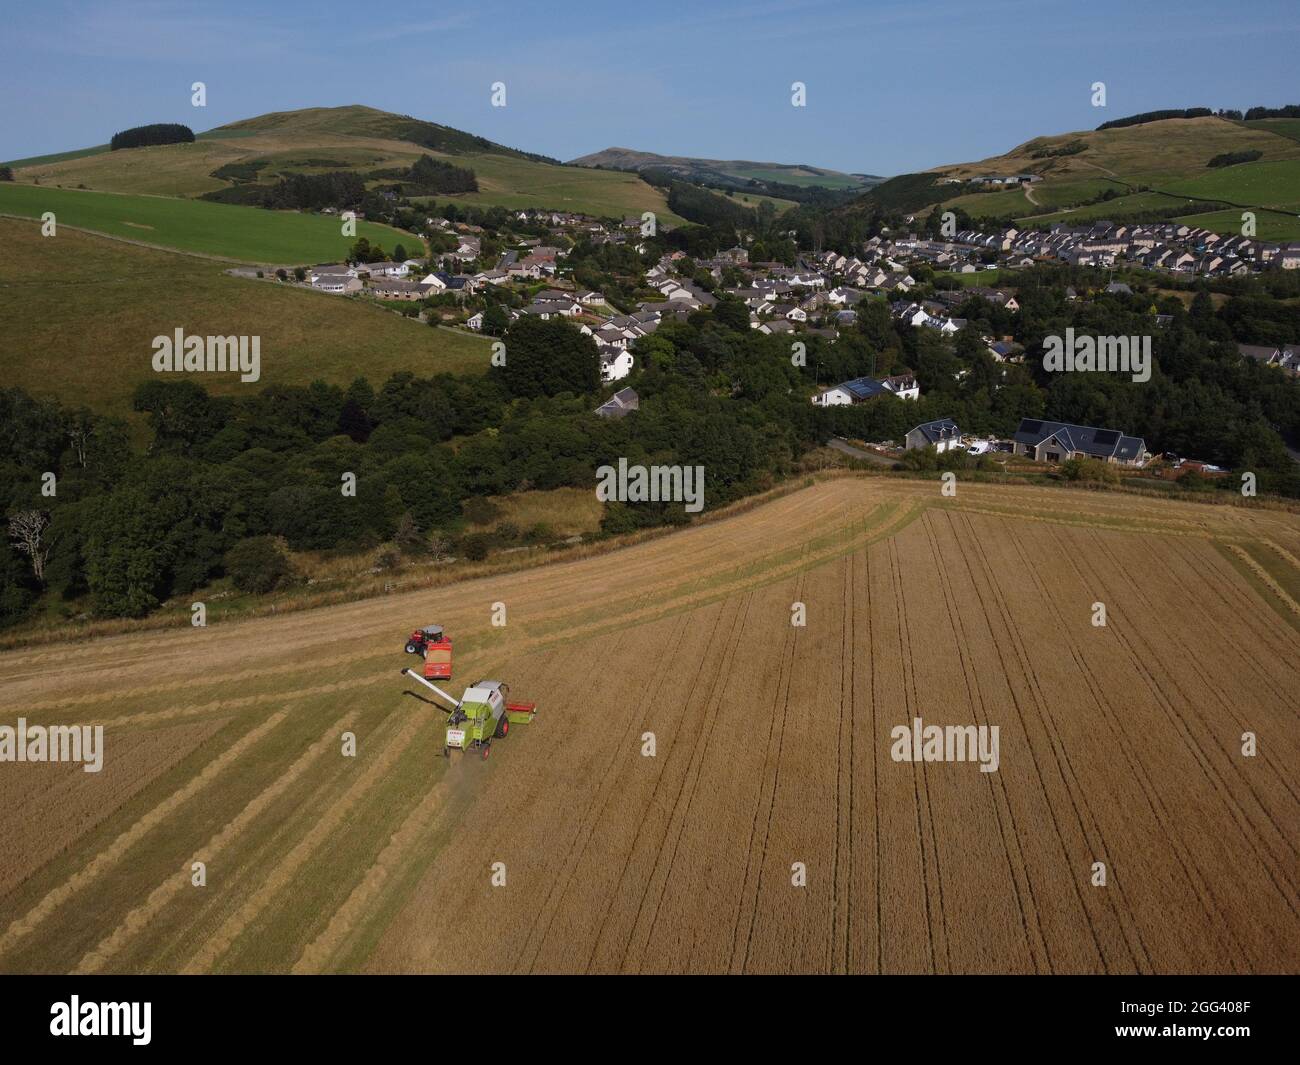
[1160, 159, 1300, 209]
[934, 268, 1002, 287]
[724, 164, 865, 189]
[0, 183, 414, 263]
[420, 152, 682, 222]
[1016, 190, 1196, 226]
[940, 186, 1035, 218]
[1243, 118, 1300, 144]
[0, 218, 490, 425]
[711, 189, 798, 214]
[1173, 208, 1300, 242]
[1025, 177, 1128, 208]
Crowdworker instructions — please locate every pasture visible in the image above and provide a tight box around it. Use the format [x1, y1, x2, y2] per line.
[0, 183, 413, 263]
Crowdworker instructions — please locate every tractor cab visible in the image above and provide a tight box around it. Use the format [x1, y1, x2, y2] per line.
[459, 684, 503, 723]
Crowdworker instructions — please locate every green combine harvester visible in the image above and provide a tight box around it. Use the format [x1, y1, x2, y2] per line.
[400, 669, 537, 760]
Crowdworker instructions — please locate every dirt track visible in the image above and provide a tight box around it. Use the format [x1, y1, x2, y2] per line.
[0, 479, 1297, 973]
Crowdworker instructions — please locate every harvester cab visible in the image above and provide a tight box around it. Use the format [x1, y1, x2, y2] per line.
[399, 670, 536, 761]
[404, 624, 452, 680]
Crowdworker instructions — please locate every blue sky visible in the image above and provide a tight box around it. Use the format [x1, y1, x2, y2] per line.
[4, 0, 1298, 174]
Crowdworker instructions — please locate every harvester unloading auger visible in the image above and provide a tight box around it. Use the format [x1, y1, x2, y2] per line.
[400, 669, 536, 760]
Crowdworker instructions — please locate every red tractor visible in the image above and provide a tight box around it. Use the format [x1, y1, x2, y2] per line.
[404, 624, 453, 681]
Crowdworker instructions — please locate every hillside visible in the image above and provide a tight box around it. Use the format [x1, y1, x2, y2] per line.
[0, 218, 491, 425]
[853, 115, 1300, 239]
[6, 105, 680, 223]
[570, 146, 880, 190]
[0, 183, 415, 263]
[211, 105, 555, 161]
[1, 478, 1296, 973]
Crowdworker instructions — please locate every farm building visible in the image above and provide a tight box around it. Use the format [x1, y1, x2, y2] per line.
[906, 419, 962, 452]
[1012, 418, 1148, 466]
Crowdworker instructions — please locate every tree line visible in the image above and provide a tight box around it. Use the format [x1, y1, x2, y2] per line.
[5, 268, 1299, 630]
[110, 123, 195, 150]
[370, 155, 478, 194]
[202, 170, 368, 210]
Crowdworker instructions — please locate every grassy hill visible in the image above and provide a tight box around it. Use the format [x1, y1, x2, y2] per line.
[6, 105, 679, 223]
[722, 189, 800, 214]
[0, 183, 416, 263]
[569, 146, 879, 190]
[854, 115, 1300, 239]
[0, 218, 491, 424]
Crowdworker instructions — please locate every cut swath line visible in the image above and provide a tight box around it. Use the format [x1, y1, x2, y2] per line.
[290, 778, 449, 974]
[74, 709, 359, 974]
[0, 711, 290, 962]
[1229, 544, 1300, 618]
[179, 709, 425, 975]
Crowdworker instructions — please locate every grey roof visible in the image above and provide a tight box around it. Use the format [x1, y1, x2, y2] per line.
[910, 418, 961, 444]
[1238, 343, 1280, 363]
[1013, 418, 1145, 462]
[840, 376, 892, 400]
[594, 387, 639, 419]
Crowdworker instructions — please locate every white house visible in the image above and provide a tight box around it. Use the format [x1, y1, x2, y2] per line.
[600, 349, 635, 383]
[812, 374, 920, 405]
[361, 262, 409, 278]
[530, 298, 582, 317]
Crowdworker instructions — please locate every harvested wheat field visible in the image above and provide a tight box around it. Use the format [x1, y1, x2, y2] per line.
[0, 477, 1297, 974]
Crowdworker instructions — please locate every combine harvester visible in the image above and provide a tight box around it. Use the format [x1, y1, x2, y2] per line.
[400, 669, 536, 761]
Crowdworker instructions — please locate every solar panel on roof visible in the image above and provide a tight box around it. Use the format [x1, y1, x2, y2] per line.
[1021, 419, 1043, 433]
[1093, 430, 1120, 446]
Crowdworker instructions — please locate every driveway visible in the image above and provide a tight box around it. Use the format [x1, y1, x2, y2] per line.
[828, 438, 899, 466]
